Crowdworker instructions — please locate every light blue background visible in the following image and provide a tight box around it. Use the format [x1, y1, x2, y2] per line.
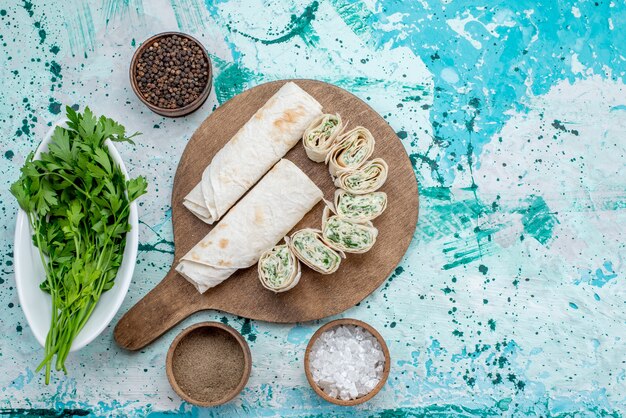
[0, 0, 624, 416]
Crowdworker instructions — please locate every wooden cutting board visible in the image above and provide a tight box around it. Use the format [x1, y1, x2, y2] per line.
[114, 79, 419, 350]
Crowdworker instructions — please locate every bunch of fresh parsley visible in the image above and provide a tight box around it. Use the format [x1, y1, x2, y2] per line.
[11, 106, 148, 384]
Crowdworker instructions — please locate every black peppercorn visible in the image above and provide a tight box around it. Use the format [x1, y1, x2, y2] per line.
[135, 34, 209, 109]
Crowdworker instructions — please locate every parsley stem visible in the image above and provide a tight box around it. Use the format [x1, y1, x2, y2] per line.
[12, 107, 147, 384]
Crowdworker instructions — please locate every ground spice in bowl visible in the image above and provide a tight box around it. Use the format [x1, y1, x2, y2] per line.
[130, 32, 212, 117]
[167, 323, 251, 406]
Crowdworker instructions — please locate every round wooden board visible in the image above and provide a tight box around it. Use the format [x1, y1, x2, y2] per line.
[114, 80, 419, 350]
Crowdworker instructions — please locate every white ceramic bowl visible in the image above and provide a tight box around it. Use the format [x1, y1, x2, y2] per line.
[14, 120, 139, 351]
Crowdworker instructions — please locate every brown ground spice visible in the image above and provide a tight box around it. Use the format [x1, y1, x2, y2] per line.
[171, 327, 245, 403]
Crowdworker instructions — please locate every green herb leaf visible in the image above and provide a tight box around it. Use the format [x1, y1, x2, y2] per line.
[47, 127, 73, 164]
[10, 179, 31, 212]
[92, 147, 112, 174]
[13, 105, 147, 384]
[78, 107, 97, 138]
[127, 176, 148, 202]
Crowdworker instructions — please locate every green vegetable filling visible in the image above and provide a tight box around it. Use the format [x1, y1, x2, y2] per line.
[293, 232, 339, 270]
[260, 245, 293, 287]
[323, 217, 374, 250]
[337, 192, 386, 220]
[341, 144, 368, 166]
[307, 118, 338, 147]
[344, 166, 381, 190]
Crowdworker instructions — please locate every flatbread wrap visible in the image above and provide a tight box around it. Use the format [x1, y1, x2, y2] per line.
[321, 206, 378, 254]
[289, 229, 343, 274]
[326, 126, 375, 176]
[184, 82, 323, 223]
[334, 190, 388, 222]
[302, 113, 343, 162]
[334, 158, 388, 194]
[258, 240, 302, 293]
[177, 159, 323, 293]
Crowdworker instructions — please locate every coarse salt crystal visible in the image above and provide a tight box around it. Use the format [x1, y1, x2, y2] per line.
[309, 325, 385, 400]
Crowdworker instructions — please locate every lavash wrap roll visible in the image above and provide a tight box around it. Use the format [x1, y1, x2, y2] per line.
[289, 229, 343, 275]
[321, 206, 378, 254]
[258, 239, 301, 293]
[334, 158, 388, 194]
[176, 159, 323, 293]
[334, 190, 388, 222]
[183, 82, 323, 224]
[302, 113, 343, 162]
[326, 126, 375, 176]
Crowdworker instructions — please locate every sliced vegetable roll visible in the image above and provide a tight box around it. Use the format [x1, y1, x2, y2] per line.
[334, 158, 388, 194]
[322, 207, 378, 254]
[258, 241, 301, 293]
[326, 126, 375, 176]
[334, 190, 388, 222]
[290, 228, 343, 274]
[303, 113, 343, 163]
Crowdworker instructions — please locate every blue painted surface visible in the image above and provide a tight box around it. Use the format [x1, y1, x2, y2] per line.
[0, 0, 625, 416]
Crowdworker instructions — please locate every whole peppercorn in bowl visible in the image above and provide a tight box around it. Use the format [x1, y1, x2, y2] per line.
[130, 32, 212, 117]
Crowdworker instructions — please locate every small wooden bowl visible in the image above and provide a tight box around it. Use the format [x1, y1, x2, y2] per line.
[304, 318, 390, 406]
[129, 31, 213, 117]
[166, 322, 251, 407]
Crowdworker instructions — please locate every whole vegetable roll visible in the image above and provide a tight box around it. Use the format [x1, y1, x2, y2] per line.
[326, 126, 375, 176]
[184, 82, 323, 224]
[334, 158, 388, 194]
[176, 159, 323, 293]
[303, 113, 343, 162]
[334, 190, 388, 222]
[322, 207, 378, 254]
[290, 229, 343, 274]
[258, 241, 301, 293]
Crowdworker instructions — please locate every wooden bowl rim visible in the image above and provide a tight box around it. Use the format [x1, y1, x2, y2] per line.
[129, 31, 213, 117]
[303, 318, 391, 406]
[165, 321, 252, 407]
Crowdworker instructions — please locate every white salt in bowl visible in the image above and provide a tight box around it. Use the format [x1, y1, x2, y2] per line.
[304, 318, 390, 406]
